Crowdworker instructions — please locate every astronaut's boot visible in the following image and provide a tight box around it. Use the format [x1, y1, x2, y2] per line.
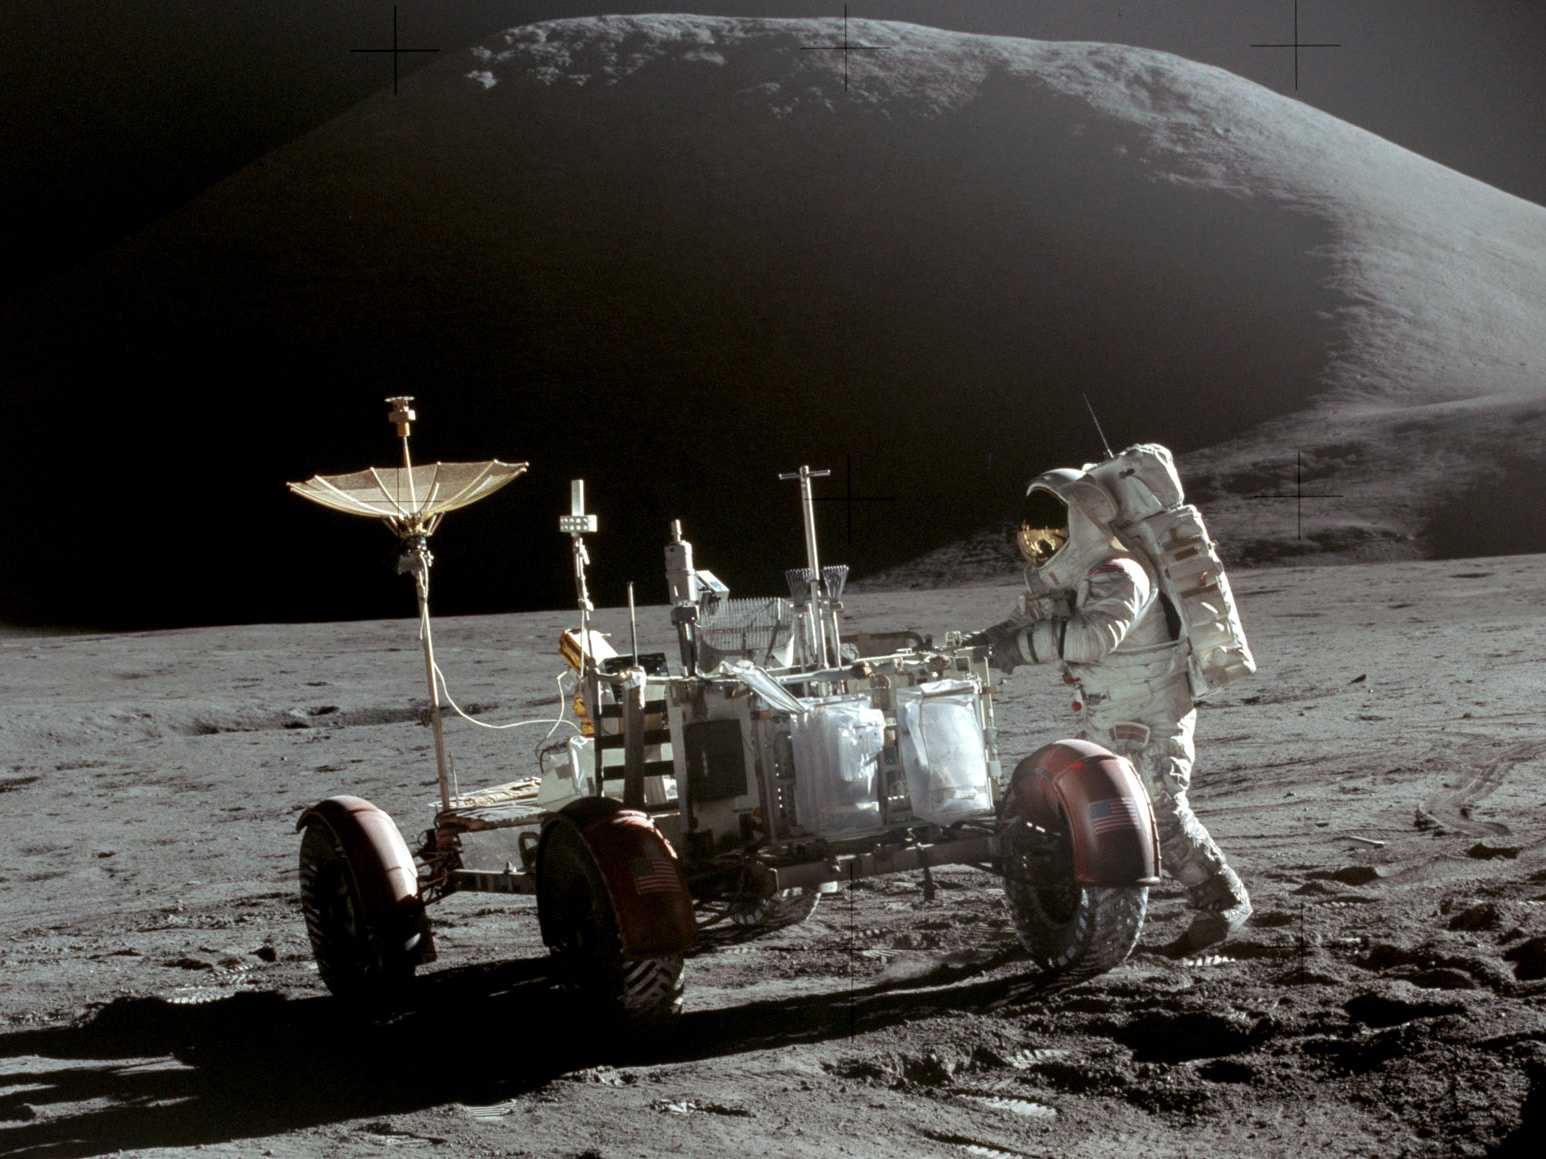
[1165, 865, 1252, 957]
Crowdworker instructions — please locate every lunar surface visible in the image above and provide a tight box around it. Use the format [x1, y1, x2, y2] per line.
[3, 553, 1544, 1156]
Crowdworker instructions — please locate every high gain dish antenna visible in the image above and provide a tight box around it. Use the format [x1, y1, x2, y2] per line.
[288, 396, 528, 809]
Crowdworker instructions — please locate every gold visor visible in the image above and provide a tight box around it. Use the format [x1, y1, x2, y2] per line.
[1016, 523, 1069, 567]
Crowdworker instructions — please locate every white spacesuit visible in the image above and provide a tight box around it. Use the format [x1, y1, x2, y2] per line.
[984, 467, 1252, 954]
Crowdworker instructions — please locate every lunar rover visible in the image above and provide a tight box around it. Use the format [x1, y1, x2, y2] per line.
[288, 399, 1162, 1026]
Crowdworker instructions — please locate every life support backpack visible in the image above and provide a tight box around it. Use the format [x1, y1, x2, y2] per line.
[1082, 444, 1256, 699]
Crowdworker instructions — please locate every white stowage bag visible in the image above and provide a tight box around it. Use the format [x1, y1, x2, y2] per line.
[791, 696, 885, 837]
[537, 735, 598, 808]
[895, 680, 993, 826]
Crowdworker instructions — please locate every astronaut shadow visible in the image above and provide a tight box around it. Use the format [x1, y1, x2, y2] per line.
[0, 947, 1073, 1155]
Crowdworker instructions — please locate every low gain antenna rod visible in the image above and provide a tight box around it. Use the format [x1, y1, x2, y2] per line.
[383, 395, 450, 808]
[627, 580, 640, 666]
[779, 464, 832, 668]
[1082, 392, 1115, 460]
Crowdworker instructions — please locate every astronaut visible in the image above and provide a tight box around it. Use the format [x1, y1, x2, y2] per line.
[981, 469, 1252, 955]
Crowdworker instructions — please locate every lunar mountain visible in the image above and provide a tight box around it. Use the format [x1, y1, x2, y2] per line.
[4, 15, 1545, 627]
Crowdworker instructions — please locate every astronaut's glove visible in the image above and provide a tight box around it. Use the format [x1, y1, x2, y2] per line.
[979, 619, 1027, 674]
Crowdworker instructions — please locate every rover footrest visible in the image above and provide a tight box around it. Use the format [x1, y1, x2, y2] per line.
[437, 778, 548, 833]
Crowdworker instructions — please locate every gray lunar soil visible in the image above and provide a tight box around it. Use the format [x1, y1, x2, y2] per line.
[3, 554, 1545, 1157]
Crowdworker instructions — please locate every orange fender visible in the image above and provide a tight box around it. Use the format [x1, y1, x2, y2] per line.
[1002, 740, 1161, 887]
[297, 795, 433, 959]
[539, 797, 696, 958]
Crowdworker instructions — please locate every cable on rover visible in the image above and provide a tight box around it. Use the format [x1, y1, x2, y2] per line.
[430, 659, 580, 737]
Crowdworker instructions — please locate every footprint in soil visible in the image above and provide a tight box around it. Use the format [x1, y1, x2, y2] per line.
[1251, 910, 1299, 929]
[1306, 865, 1388, 887]
[1446, 902, 1504, 931]
[1467, 842, 1521, 860]
[1105, 1008, 1268, 1063]
[1343, 990, 1468, 1028]
[1357, 942, 1514, 991]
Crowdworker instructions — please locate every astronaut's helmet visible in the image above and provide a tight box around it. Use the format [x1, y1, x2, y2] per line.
[1017, 466, 1121, 588]
[1016, 485, 1070, 569]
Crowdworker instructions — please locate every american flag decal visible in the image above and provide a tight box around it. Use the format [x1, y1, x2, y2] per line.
[1089, 796, 1141, 834]
[629, 850, 680, 895]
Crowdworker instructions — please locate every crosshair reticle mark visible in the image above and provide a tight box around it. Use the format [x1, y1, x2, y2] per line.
[801, 5, 889, 92]
[351, 5, 439, 96]
[1243, 450, 1345, 540]
[1250, 0, 1341, 92]
[811, 452, 897, 548]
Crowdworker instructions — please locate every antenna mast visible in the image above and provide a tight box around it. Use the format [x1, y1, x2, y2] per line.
[1082, 392, 1115, 460]
[560, 480, 603, 796]
[386, 396, 450, 808]
[778, 464, 832, 668]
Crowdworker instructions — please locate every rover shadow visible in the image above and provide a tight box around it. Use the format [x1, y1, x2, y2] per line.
[0, 948, 1066, 1156]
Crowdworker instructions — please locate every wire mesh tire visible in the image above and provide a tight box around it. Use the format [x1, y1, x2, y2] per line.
[537, 819, 684, 1027]
[297, 823, 418, 1008]
[729, 887, 821, 931]
[1001, 815, 1148, 982]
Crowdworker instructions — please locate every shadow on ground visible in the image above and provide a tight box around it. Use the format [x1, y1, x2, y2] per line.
[0, 947, 1057, 1156]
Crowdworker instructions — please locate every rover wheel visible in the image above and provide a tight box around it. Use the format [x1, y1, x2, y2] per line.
[297, 822, 417, 1006]
[729, 887, 821, 931]
[537, 818, 684, 1026]
[1000, 814, 1147, 981]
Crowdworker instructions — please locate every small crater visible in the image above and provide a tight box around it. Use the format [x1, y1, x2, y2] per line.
[1197, 1058, 1255, 1083]
[180, 704, 425, 736]
[1271, 966, 1346, 986]
[160, 956, 215, 971]
[1467, 842, 1520, 861]
[1448, 902, 1502, 931]
[1292, 880, 1350, 897]
[1403, 967, 1478, 991]
[1504, 937, 1546, 982]
[1250, 911, 1298, 929]
[1308, 865, 1387, 887]
[1343, 991, 1466, 1028]
[1108, 1008, 1262, 1062]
